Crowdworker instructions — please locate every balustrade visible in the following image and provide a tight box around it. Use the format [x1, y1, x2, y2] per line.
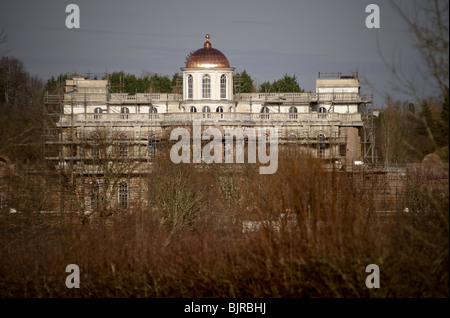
[58, 112, 362, 125]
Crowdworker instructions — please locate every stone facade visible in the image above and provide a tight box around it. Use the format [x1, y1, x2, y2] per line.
[42, 36, 371, 212]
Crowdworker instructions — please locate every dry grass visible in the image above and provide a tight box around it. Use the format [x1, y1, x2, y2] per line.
[0, 150, 448, 297]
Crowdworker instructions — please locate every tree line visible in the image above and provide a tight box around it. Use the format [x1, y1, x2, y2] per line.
[44, 70, 303, 95]
[375, 94, 449, 165]
[374, 0, 449, 164]
[0, 56, 44, 164]
[1, 0, 449, 168]
[1, 52, 447, 166]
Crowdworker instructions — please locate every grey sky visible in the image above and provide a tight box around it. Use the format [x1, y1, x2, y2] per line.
[0, 0, 436, 106]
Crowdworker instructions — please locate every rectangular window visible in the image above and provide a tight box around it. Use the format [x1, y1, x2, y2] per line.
[148, 135, 157, 161]
[317, 145, 326, 159]
[90, 182, 100, 211]
[339, 144, 347, 157]
[119, 182, 128, 209]
[119, 135, 128, 157]
[119, 144, 128, 157]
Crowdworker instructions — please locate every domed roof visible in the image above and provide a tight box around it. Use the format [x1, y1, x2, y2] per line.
[185, 35, 230, 68]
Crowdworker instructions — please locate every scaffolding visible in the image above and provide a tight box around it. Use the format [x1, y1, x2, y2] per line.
[360, 90, 378, 166]
[42, 73, 172, 213]
[42, 72, 377, 213]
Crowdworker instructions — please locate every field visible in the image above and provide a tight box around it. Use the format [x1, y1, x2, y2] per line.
[0, 152, 448, 297]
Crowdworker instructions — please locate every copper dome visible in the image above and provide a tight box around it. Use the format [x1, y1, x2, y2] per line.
[185, 35, 230, 68]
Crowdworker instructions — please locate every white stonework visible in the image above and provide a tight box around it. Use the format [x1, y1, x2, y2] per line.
[45, 36, 370, 194]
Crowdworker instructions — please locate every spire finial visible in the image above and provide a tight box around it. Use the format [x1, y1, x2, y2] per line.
[204, 34, 211, 49]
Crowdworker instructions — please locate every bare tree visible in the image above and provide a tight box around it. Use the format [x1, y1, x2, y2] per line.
[387, 0, 449, 101]
[147, 151, 208, 232]
[0, 28, 8, 56]
[376, 1, 449, 163]
[376, 96, 437, 165]
[0, 56, 44, 164]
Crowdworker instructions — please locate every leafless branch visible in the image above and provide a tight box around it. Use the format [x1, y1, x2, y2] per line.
[389, 0, 449, 100]
[0, 28, 9, 56]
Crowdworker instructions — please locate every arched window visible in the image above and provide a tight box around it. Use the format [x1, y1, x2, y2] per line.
[120, 107, 130, 119]
[202, 74, 211, 99]
[148, 134, 156, 160]
[216, 106, 224, 113]
[261, 106, 269, 119]
[288, 133, 298, 141]
[317, 133, 326, 142]
[118, 181, 128, 209]
[318, 107, 327, 113]
[181, 106, 185, 113]
[119, 134, 128, 157]
[202, 106, 211, 118]
[149, 106, 157, 113]
[187, 75, 193, 99]
[289, 106, 298, 119]
[220, 74, 227, 99]
[190, 106, 197, 113]
[229, 106, 234, 113]
[94, 107, 102, 119]
[288, 133, 298, 150]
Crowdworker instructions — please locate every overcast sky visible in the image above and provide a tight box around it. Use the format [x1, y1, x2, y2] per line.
[0, 0, 438, 106]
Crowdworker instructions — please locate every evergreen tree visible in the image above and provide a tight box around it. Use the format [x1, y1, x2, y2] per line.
[233, 70, 254, 93]
[150, 74, 173, 93]
[259, 81, 272, 93]
[258, 74, 303, 93]
[171, 73, 183, 94]
[271, 74, 303, 93]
